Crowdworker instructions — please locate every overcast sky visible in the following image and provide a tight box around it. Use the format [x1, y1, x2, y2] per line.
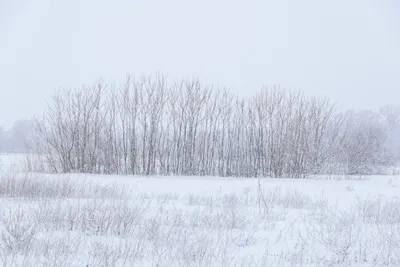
[1, 0, 399, 127]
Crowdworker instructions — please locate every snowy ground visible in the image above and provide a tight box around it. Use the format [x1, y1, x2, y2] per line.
[1, 154, 400, 266]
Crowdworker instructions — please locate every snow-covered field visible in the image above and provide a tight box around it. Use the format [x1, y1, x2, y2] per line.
[1, 154, 400, 266]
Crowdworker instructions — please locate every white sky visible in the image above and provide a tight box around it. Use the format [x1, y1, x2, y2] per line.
[1, 0, 399, 127]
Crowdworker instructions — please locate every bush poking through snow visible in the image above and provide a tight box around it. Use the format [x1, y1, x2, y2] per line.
[0, 206, 38, 253]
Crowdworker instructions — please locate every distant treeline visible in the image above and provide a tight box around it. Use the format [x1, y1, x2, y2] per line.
[0, 120, 32, 153]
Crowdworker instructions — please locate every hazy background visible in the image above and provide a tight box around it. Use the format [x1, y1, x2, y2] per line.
[1, 0, 399, 128]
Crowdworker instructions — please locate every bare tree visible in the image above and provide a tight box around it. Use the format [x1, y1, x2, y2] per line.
[340, 111, 391, 174]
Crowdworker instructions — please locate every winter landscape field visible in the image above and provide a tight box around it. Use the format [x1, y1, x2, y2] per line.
[0, 74, 399, 267]
[2, 1, 400, 266]
[1, 154, 400, 267]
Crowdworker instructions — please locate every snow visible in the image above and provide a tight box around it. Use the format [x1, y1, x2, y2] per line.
[1, 153, 400, 266]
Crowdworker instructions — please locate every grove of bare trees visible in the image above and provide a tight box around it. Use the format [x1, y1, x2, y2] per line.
[29, 75, 398, 177]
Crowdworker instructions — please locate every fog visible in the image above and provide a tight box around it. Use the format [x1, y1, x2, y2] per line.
[1, 0, 399, 127]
